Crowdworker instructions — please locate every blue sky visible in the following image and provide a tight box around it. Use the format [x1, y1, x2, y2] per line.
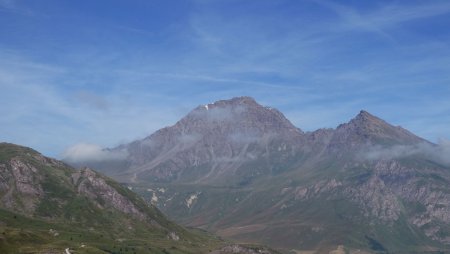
[1, 0, 450, 157]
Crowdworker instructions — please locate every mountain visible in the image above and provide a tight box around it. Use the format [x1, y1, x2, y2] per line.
[110, 96, 305, 185]
[0, 142, 282, 254]
[74, 97, 450, 253]
[329, 110, 427, 149]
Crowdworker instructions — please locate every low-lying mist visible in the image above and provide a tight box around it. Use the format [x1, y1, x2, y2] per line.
[362, 139, 450, 166]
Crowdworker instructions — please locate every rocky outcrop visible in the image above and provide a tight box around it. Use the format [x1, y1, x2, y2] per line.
[0, 158, 44, 213]
[285, 179, 343, 201]
[345, 175, 401, 222]
[74, 167, 148, 221]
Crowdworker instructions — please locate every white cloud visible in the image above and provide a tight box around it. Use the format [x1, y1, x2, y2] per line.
[436, 139, 450, 165]
[62, 143, 127, 163]
[316, 0, 450, 33]
[362, 139, 450, 166]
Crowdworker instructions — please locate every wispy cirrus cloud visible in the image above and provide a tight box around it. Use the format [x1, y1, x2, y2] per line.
[0, 0, 449, 157]
[315, 0, 450, 33]
[0, 50, 185, 157]
[0, 0, 45, 16]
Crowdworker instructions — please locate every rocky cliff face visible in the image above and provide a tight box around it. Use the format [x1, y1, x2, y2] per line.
[372, 159, 450, 243]
[73, 167, 149, 221]
[0, 158, 44, 213]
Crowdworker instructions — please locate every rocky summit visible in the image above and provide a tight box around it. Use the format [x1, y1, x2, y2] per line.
[110, 96, 305, 185]
[72, 97, 450, 253]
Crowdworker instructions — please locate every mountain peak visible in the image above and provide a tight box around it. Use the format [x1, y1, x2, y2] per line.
[199, 96, 258, 111]
[335, 110, 425, 145]
[183, 96, 301, 134]
[224, 96, 257, 104]
[357, 110, 373, 119]
[349, 110, 387, 127]
[107, 96, 304, 183]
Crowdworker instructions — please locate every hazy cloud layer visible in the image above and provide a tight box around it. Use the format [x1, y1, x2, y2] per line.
[62, 143, 128, 163]
[362, 139, 450, 166]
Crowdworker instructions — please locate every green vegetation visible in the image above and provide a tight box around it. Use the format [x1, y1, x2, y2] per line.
[0, 143, 224, 253]
[0, 209, 222, 253]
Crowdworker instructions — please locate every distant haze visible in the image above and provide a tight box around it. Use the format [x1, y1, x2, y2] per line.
[62, 143, 128, 163]
[361, 140, 450, 167]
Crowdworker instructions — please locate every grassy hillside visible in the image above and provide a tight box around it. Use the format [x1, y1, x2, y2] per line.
[0, 143, 224, 253]
[0, 208, 224, 254]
